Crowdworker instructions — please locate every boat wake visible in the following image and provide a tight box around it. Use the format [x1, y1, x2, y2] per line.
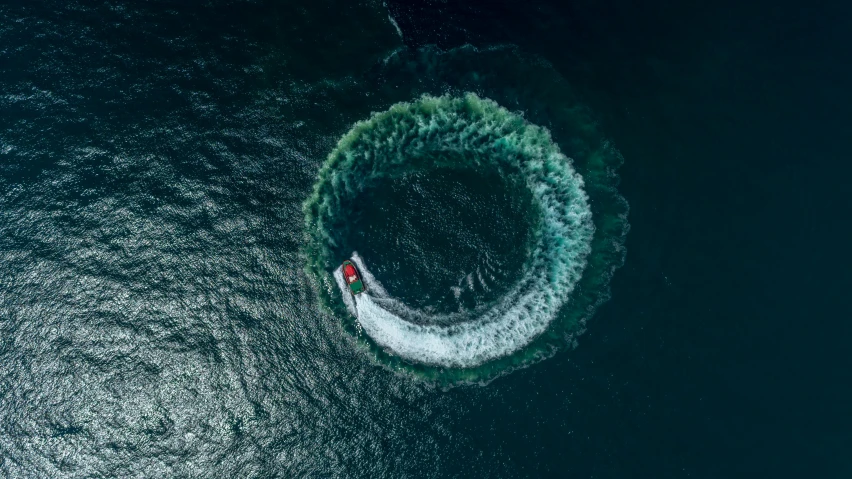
[304, 46, 628, 383]
[314, 94, 593, 368]
[334, 252, 578, 368]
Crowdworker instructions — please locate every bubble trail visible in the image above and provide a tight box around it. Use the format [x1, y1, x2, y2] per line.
[309, 94, 594, 368]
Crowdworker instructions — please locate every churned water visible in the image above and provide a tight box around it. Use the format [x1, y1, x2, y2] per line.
[2, 0, 850, 477]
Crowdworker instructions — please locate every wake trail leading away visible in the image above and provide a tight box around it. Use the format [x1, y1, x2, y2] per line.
[337, 251, 581, 368]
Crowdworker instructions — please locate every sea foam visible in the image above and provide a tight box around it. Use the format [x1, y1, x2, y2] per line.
[310, 94, 594, 368]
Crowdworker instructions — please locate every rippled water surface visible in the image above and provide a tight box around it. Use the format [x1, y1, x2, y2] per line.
[2, 0, 849, 477]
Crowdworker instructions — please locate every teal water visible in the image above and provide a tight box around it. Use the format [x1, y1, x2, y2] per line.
[303, 92, 625, 380]
[1, 0, 850, 477]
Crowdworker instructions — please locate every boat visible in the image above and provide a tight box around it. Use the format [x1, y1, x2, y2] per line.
[341, 259, 366, 295]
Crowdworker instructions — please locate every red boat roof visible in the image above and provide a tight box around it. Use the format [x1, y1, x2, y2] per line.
[344, 264, 356, 277]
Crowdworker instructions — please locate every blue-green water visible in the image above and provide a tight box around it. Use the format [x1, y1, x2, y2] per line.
[304, 92, 625, 380]
[1, 0, 850, 477]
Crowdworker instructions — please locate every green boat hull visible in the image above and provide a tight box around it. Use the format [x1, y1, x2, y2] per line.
[348, 279, 365, 294]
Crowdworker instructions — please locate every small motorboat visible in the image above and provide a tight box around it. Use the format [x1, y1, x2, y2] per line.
[341, 259, 366, 295]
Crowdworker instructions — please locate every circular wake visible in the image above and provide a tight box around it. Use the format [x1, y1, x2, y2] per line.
[303, 46, 628, 384]
[305, 94, 593, 368]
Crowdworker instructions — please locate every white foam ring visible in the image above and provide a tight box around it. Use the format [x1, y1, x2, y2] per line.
[311, 94, 594, 368]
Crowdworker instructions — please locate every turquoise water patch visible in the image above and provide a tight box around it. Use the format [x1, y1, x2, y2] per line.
[304, 47, 628, 385]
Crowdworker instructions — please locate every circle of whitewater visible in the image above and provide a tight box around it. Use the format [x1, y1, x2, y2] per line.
[304, 94, 594, 368]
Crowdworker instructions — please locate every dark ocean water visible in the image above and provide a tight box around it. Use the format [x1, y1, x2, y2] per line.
[2, 0, 850, 477]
